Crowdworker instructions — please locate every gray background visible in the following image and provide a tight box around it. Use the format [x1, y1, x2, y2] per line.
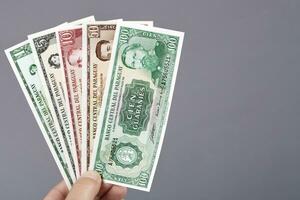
[0, 0, 300, 199]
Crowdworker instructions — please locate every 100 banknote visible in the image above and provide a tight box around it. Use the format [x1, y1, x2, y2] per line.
[91, 23, 184, 191]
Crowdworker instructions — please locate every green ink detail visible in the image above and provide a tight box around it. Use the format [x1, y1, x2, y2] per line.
[29, 64, 37, 75]
[119, 79, 153, 136]
[11, 43, 32, 60]
[121, 41, 167, 85]
[95, 160, 150, 187]
[111, 142, 142, 168]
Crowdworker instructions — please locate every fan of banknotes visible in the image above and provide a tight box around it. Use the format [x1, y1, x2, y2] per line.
[5, 16, 184, 191]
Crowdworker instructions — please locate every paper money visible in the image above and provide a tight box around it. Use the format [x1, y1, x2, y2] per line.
[90, 23, 184, 191]
[82, 21, 154, 172]
[27, 17, 95, 178]
[5, 41, 74, 188]
[56, 25, 84, 174]
[82, 21, 120, 173]
[5, 16, 184, 192]
[28, 27, 79, 179]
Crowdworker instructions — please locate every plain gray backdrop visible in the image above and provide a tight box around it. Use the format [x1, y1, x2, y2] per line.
[1, 0, 300, 199]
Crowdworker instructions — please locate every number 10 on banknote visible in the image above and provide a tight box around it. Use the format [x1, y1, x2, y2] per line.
[90, 23, 184, 191]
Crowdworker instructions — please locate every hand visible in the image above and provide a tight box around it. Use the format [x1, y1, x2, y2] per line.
[44, 171, 127, 200]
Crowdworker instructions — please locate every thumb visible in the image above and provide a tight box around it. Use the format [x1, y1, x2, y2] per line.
[66, 171, 101, 200]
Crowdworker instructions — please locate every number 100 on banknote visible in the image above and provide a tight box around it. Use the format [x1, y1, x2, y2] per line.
[91, 23, 184, 191]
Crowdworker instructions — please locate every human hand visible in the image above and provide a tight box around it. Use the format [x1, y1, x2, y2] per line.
[44, 171, 127, 200]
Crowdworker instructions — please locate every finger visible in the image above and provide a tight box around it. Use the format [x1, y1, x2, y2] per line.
[66, 171, 102, 200]
[43, 181, 68, 200]
[99, 182, 113, 197]
[101, 185, 127, 200]
[90, 180, 113, 199]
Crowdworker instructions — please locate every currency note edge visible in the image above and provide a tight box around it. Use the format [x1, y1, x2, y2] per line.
[81, 19, 123, 173]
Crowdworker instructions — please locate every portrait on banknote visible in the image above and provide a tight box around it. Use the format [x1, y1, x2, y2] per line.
[95, 39, 113, 61]
[48, 53, 60, 69]
[121, 39, 167, 85]
[67, 48, 82, 67]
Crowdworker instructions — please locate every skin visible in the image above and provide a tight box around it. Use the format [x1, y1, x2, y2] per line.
[43, 171, 127, 200]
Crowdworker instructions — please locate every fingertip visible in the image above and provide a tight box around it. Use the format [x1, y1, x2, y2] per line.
[66, 171, 102, 200]
[81, 171, 102, 184]
[103, 185, 127, 200]
[118, 186, 128, 197]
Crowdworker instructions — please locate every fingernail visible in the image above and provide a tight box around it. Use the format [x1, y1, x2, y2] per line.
[81, 171, 101, 184]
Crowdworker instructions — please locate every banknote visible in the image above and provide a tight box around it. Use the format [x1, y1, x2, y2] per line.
[28, 27, 80, 178]
[82, 21, 154, 172]
[90, 23, 184, 191]
[28, 17, 95, 178]
[56, 25, 84, 174]
[82, 20, 121, 173]
[5, 41, 74, 188]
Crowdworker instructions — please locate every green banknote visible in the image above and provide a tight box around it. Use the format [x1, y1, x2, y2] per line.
[91, 23, 184, 191]
[5, 41, 74, 188]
